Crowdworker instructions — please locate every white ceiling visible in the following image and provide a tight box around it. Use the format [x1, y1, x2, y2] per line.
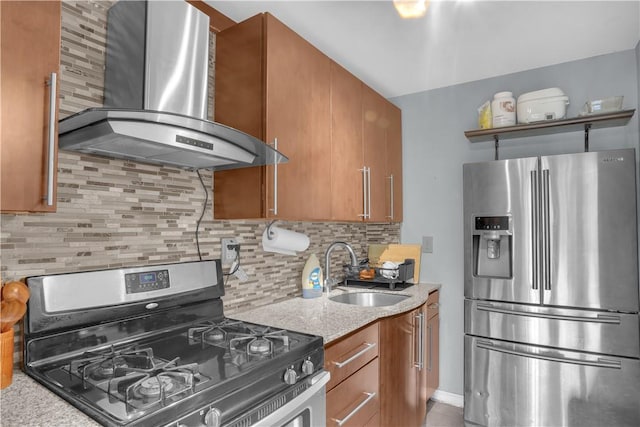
[207, 0, 640, 98]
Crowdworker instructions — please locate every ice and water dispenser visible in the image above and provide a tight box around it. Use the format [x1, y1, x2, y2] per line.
[472, 216, 512, 279]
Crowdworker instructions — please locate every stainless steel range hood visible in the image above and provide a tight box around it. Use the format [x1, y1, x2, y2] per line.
[58, 0, 286, 170]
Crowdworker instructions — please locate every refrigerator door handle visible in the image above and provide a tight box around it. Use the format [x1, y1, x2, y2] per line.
[476, 340, 622, 369]
[542, 169, 551, 291]
[531, 170, 539, 290]
[476, 303, 622, 324]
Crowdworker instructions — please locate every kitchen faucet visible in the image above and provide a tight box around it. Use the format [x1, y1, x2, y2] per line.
[324, 241, 358, 294]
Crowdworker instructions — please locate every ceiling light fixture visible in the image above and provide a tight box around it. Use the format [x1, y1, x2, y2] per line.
[393, 0, 430, 19]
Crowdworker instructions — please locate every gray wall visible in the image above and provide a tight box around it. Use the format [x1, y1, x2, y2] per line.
[393, 49, 639, 396]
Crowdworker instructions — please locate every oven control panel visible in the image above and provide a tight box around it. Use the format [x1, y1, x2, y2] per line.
[125, 269, 170, 294]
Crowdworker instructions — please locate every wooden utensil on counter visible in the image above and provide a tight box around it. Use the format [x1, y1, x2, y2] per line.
[2, 281, 29, 304]
[0, 300, 27, 333]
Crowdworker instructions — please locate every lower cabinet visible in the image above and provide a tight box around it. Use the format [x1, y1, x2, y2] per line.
[425, 291, 440, 400]
[325, 291, 440, 427]
[327, 358, 380, 427]
[379, 305, 423, 426]
[325, 322, 380, 426]
[379, 290, 440, 426]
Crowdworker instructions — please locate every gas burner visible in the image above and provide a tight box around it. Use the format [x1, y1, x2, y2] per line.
[107, 357, 202, 410]
[248, 338, 272, 355]
[187, 319, 244, 347]
[137, 376, 175, 397]
[67, 346, 155, 383]
[229, 327, 291, 359]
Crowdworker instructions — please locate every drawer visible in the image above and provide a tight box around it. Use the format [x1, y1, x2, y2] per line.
[325, 322, 379, 392]
[327, 358, 380, 427]
[427, 290, 439, 319]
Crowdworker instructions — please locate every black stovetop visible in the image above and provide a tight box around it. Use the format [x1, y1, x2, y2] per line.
[28, 315, 323, 426]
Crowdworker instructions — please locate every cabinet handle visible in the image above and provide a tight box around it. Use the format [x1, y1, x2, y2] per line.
[428, 303, 439, 309]
[44, 72, 57, 207]
[386, 174, 394, 220]
[414, 312, 424, 370]
[427, 322, 432, 372]
[332, 392, 376, 426]
[358, 167, 368, 219]
[269, 138, 278, 216]
[332, 342, 376, 368]
[366, 167, 371, 219]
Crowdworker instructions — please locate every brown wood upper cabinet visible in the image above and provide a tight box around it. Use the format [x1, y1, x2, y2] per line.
[213, 13, 331, 220]
[214, 12, 402, 222]
[1, 1, 61, 213]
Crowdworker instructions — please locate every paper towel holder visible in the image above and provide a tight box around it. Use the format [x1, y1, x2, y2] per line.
[266, 220, 278, 240]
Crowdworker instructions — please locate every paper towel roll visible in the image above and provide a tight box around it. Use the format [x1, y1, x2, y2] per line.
[262, 226, 310, 256]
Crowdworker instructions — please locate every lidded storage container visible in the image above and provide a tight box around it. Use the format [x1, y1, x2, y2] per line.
[517, 88, 569, 124]
[491, 91, 516, 128]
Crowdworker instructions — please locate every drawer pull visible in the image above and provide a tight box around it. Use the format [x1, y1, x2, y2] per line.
[428, 303, 439, 309]
[332, 342, 377, 368]
[332, 392, 377, 426]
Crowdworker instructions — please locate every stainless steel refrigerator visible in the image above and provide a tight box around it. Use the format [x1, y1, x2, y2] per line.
[463, 148, 640, 427]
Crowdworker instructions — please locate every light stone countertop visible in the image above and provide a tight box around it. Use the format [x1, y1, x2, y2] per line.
[0, 371, 100, 427]
[0, 283, 440, 426]
[231, 282, 441, 345]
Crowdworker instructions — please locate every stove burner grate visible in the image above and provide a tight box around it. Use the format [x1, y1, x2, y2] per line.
[187, 319, 244, 347]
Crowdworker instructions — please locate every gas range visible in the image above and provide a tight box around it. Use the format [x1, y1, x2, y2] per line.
[24, 261, 327, 427]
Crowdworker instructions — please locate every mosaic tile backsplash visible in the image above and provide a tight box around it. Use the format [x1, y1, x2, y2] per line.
[0, 0, 401, 320]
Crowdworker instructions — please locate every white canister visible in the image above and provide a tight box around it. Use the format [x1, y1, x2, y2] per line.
[492, 91, 516, 127]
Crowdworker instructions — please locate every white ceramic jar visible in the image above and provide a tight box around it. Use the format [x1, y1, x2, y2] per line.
[492, 91, 516, 127]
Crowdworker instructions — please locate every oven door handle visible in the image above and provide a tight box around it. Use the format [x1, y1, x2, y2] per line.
[332, 392, 377, 426]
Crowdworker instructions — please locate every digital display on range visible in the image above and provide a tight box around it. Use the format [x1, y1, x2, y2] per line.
[125, 269, 170, 294]
[139, 273, 156, 284]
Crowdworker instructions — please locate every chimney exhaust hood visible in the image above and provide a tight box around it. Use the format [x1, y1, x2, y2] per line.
[58, 0, 287, 170]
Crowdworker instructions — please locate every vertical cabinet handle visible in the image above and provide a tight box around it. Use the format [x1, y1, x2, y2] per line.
[414, 312, 424, 370]
[386, 174, 394, 220]
[427, 322, 432, 371]
[358, 167, 369, 219]
[44, 72, 57, 206]
[366, 167, 371, 219]
[269, 138, 278, 216]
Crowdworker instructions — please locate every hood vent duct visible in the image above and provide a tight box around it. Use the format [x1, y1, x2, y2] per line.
[58, 0, 286, 170]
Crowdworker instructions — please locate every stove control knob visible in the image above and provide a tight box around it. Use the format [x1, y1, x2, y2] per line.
[204, 407, 222, 427]
[284, 365, 298, 385]
[302, 358, 314, 375]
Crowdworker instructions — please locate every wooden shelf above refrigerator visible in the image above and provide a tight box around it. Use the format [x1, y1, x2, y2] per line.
[464, 109, 635, 160]
[465, 109, 635, 142]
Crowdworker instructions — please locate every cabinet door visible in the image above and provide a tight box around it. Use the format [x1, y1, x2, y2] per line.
[426, 313, 440, 399]
[1, 1, 60, 213]
[327, 358, 380, 427]
[362, 86, 388, 222]
[264, 13, 331, 220]
[213, 14, 266, 219]
[330, 62, 364, 221]
[386, 102, 403, 222]
[379, 308, 420, 427]
[424, 291, 439, 402]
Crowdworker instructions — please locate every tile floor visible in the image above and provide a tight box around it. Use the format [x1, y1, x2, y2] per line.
[423, 400, 465, 427]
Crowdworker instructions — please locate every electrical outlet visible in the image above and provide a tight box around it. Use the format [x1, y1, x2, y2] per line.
[221, 238, 238, 264]
[422, 236, 434, 253]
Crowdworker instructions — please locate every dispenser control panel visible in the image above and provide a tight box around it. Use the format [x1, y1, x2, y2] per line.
[475, 216, 509, 231]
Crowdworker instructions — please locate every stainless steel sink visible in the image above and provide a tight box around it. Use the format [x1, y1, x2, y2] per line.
[329, 292, 410, 307]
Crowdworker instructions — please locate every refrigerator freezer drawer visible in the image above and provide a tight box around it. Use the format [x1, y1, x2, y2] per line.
[464, 335, 640, 427]
[465, 299, 640, 358]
